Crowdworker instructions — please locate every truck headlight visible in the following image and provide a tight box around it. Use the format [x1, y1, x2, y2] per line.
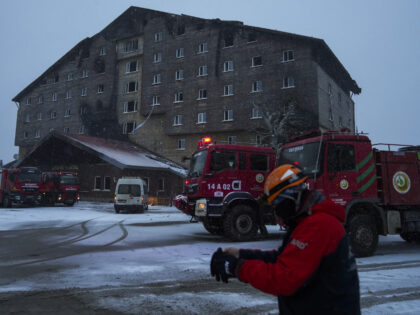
[195, 198, 207, 217]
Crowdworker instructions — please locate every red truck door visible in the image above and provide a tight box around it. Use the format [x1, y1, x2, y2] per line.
[243, 152, 273, 199]
[323, 142, 358, 206]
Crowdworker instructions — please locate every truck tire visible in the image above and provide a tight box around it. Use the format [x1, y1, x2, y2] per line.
[347, 214, 378, 257]
[223, 204, 258, 241]
[3, 196, 11, 208]
[202, 217, 224, 235]
[400, 232, 420, 243]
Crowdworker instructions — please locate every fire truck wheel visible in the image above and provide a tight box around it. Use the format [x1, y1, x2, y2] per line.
[347, 214, 378, 257]
[224, 205, 258, 241]
[3, 196, 11, 208]
[202, 217, 224, 235]
[400, 232, 420, 243]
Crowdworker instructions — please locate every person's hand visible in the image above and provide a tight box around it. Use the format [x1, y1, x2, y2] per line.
[210, 248, 238, 283]
[224, 247, 239, 258]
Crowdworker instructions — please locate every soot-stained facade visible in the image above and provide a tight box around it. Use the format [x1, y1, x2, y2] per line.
[13, 6, 361, 166]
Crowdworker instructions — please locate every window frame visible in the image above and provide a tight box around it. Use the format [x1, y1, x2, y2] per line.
[223, 109, 234, 121]
[197, 112, 207, 124]
[251, 56, 263, 67]
[177, 139, 186, 150]
[173, 114, 183, 126]
[123, 100, 138, 113]
[223, 85, 234, 96]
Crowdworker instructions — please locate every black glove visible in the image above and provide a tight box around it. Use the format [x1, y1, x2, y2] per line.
[210, 248, 238, 283]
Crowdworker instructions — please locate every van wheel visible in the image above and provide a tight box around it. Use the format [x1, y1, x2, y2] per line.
[347, 214, 378, 257]
[224, 205, 258, 241]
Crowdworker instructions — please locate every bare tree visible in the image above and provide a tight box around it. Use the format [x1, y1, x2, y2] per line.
[253, 96, 314, 156]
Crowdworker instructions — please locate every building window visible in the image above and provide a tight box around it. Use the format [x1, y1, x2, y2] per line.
[123, 100, 137, 113]
[23, 131, 29, 139]
[223, 60, 234, 72]
[65, 90, 72, 99]
[64, 127, 70, 133]
[25, 113, 30, 123]
[329, 107, 334, 122]
[38, 95, 43, 104]
[251, 107, 262, 119]
[126, 60, 139, 73]
[283, 76, 295, 88]
[37, 112, 42, 120]
[123, 121, 136, 134]
[25, 97, 31, 105]
[223, 109, 234, 121]
[99, 47, 106, 56]
[94, 176, 101, 190]
[52, 92, 57, 101]
[152, 95, 160, 106]
[125, 81, 138, 93]
[198, 42, 208, 54]
[173, 115, 183, 126]
[177, 24, 185, 36]
[223, 85, 234, 96]
[158, 178, 165, 191]
[223, 33, 234, 48]
[228, 136, 237, 144]
[97, 84, 104, 94]
[175, 69, 184, 81]
[64, 108, 71, 117]
[124, 39, 139, 52]
[153, 74, 161, 85]
[248, 32, 257, 43]
[256, 135, 263, 145]
[339, 116, 343, 127]
[35, 130, 40, 139]
[282, 50, 294, 62]
[79, 125, 85, 134]
[50, 111, 57, 119]
[198, 65, 208, 76]
[81, 87, 87, 96]
[176, 47, 184, 58]
[198, 89, 207, 100]
[177, 139, 186, 150]
[174, 91, 184, 103]
[67, 73, 73, 81]
[104, 176, 111, 190]
[251, 80, 263, 93]
[154, 32, 163, 42]
[197, 112, 207, 124]
[81, 69, 89, 78]
[251, 56, 262, 67]
[153, 52, 162, 63]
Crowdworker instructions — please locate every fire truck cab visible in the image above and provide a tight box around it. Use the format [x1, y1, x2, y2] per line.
[179, 137, 276, 240]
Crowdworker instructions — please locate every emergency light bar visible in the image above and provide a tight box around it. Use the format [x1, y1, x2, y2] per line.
[198, 137, 213, 148]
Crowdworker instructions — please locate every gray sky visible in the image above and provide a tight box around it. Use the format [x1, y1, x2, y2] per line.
[1, 0, 419, 164]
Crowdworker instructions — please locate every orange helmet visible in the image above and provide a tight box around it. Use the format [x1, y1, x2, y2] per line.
[263, 164, 307, 205]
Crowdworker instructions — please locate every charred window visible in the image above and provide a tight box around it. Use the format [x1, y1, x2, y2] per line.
[327, 144, 355, 173]
[210, 151, 237, 172]
[250, 154, 268, 171]
[248, 32, 257, 42]
[223, 33, 234, 47]
[177, 24, 185, 35]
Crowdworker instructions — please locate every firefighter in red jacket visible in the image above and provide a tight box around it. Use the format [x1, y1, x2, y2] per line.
[210, 164, 361, 314]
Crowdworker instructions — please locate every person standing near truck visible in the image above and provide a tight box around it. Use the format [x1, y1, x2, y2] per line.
[210, 164, 361, 314]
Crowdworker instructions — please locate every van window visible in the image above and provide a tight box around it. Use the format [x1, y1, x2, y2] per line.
[118, 184, 141, 196]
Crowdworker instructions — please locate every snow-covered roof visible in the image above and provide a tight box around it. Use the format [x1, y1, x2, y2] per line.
[17, 132, 187, 177]
[66, 134, 187, 177]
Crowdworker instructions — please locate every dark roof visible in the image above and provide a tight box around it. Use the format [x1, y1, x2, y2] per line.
[15, 132, 186, 177]
[13, 6, 360, 102]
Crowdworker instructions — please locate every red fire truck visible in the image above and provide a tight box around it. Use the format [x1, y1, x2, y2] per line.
[175, 132, 420, 257]
[174, 137, 277, 241]
[0, 167, 43, 207]
[41, 172, 80, 206]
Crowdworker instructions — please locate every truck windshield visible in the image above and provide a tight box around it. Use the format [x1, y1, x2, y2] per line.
[188, 149, 208, 178]
[280, 142, 321, 176]
[118, 184, 141, 196]
[18, 172, 41, 183]
[60, 175, 79, 185]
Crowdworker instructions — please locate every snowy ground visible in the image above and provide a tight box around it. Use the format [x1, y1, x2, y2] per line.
[0, 202, 420, 314]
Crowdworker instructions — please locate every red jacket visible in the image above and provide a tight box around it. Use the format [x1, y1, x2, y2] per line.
[236, 197, 360, 314]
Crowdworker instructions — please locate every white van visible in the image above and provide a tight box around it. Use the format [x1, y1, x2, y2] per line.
[114, 177, 148, 213]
